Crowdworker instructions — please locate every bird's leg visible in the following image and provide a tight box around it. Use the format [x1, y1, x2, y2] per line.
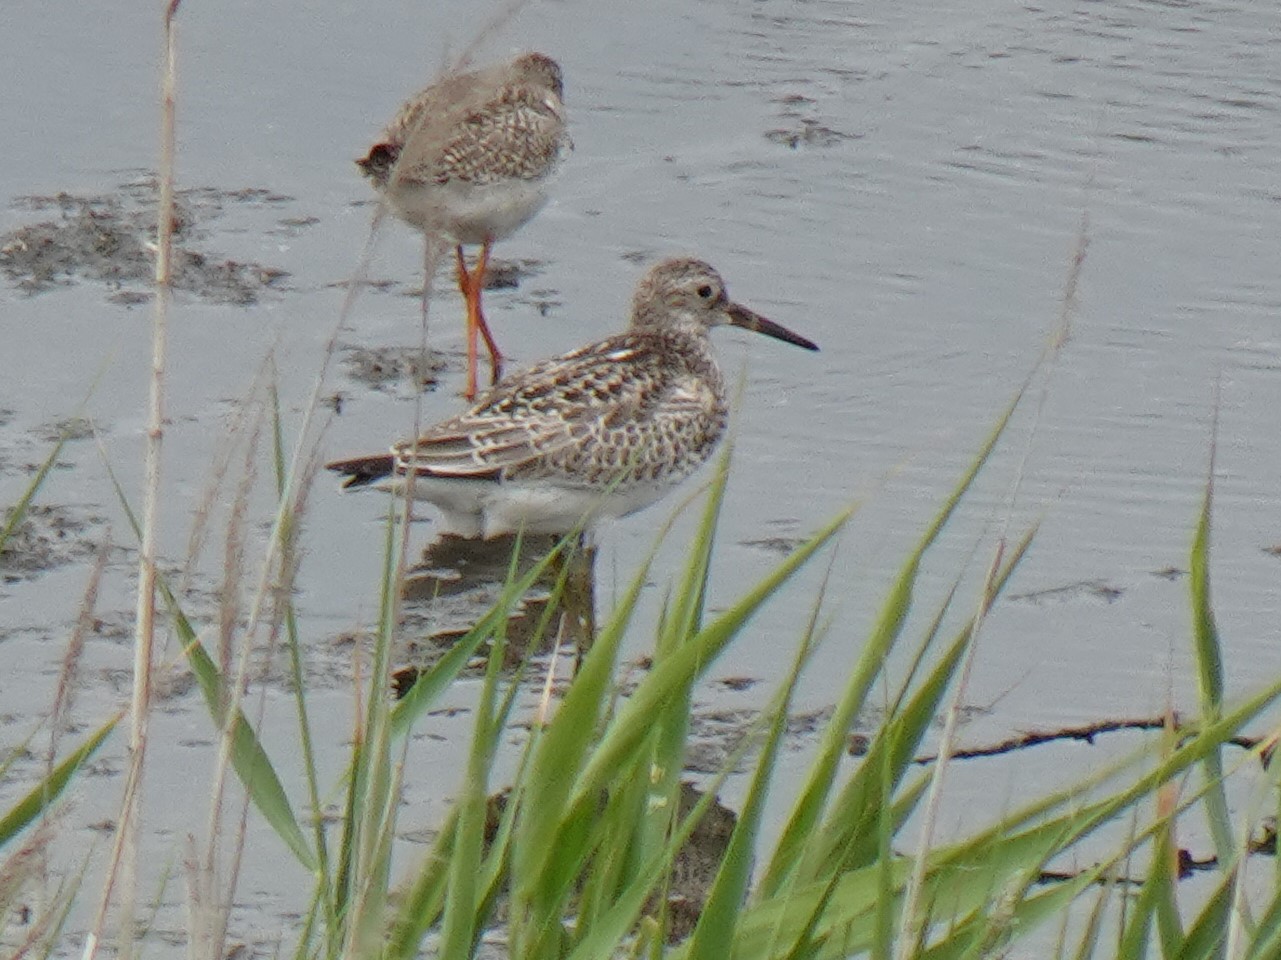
[472, 239, 504, 387]
[562, 532, 597, 674]
[455, 245, 481, 400]
[420, 243, 431, 330]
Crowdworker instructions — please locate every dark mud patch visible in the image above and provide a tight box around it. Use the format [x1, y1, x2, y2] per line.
[0, 179, 295, 305]
[0, 504, 106, 582]
[391, 593, 563, 696]
[339, 343, 448, 394]
[101, 663, 198, 702]
[619, 249, 659, 265]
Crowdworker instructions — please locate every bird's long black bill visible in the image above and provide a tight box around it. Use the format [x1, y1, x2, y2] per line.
[727, 303, 819, 351]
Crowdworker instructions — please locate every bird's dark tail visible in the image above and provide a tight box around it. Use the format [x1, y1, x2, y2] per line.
[355, 142, 398, 186]
[326, 454, 395, 489]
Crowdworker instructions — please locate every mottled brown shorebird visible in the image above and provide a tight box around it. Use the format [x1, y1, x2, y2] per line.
[359, 52, 571, 399]
[326, 258, 819, 539]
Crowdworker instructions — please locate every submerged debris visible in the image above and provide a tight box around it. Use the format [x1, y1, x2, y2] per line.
[1009, 578, 1124, 605]
[765, 118, 857, 149]
[766, 94, 858, 149]
[478, 257, 543, 290]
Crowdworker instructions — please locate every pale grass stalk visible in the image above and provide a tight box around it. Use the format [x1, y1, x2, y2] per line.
[189, 414, 264, 960]
[534, 637, 563, 727]
[448, 0, 527, 74]
[157, 203, 346, 960]
[1224, 729, 1280, 959]
[82, 4, 180, 958]
[172, 11, 538, 955]
[219, 204, 389, 725]
[342, 752, 409, 958]
[1, 822, 58, 959]
[894, 207, 1090, 957]
[193, 383, 323, 953]
[1156, 711, 1181, 879]
[39, 538, 109, 913]
[283, 0, 531, 697]
[180, 355, 275, 595]
[893, 541, 1005, 959]
[48, 538, 110, 774]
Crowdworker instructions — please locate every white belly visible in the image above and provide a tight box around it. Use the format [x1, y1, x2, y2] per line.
[379, 474, 675, 540]
[385, 177, 552, 245]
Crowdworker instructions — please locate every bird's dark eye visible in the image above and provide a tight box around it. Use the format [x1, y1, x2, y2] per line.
[697, 284, 714, 299]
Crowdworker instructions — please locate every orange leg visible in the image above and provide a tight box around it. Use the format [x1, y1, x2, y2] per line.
[454, 246, 480, 400]
[471, 240, 504, 386]
[454, 241, 505, 400]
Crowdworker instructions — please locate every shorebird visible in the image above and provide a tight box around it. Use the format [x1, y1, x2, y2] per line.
[326, 258, 819, 540]
[358, 51, 571, 399]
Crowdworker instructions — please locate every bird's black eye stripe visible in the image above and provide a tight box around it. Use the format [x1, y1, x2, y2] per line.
[697, 284, 714, 299]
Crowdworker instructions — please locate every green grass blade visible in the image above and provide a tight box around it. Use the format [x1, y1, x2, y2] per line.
[389, 536, 566, 740]
[686, 557, 828, 960]
[98, 452, 316, 870]
[569, 684, 787, 960]
[1, 435, 66, 551]
[1190, 444, 1225, 712]
[637, 457, 732, 921]
[1243, 888, 1281, 960]
[172, 601, 316, 870]
[823, 525, 1037, 880]
[0, 713, 120, 846]
[269, 383, 332, 894]
[439, 629, 510, 960]
[1174, 864, 1236, 960]
[915, 869, 1106, 960]
[1189, 452, 1233, 860]
[510, 527, 661, 953]
[573, 508, 850, 811]
[758, 390, 1025, 899]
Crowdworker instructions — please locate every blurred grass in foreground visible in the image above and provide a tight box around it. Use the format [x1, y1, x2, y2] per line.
[7, 380, 1281, 960]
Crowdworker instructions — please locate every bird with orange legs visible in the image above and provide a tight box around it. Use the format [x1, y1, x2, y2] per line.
[358, 52, 571, 398]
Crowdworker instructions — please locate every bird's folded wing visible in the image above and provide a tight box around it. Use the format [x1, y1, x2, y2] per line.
[392, 339, 663, 478]
[429, 89, 567, 186]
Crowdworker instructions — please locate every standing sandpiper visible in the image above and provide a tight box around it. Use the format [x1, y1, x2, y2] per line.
[359, 52, 571, 399]
[326, 257, 819, 539]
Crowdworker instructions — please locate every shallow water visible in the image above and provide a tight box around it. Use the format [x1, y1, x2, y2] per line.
[3, 0, 1281, 953]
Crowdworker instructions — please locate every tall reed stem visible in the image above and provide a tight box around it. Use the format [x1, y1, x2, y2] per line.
[82, 4, 180, 959]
